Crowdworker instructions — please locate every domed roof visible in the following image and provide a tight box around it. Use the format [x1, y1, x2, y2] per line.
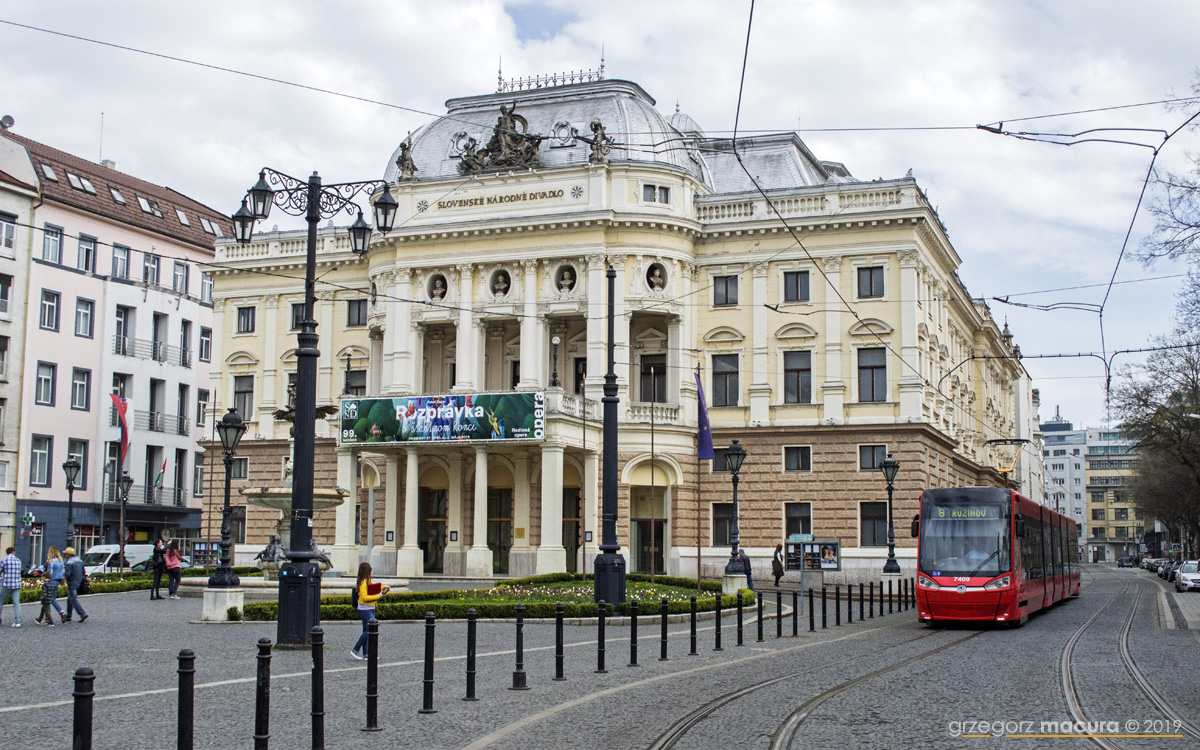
[384, 79, 708, 185]
[668, 104, 704, 138]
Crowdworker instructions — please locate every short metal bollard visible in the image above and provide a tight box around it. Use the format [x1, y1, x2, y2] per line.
[859, 583, 865, 622]
[869, 581, 875, 618]
[756, 591, 765, 642]
[776, 588, 783, 638]
[595, 600, 608, 674]
[792, 589, 799, 636]
[309, 629, 324, 750]
[847, 584, 853, 625]
[366, 618, 385, 726]
[835, 585, 841, 627]
[808, 588, 815, 632]
[659, 597, 669, 661]
[418, 613, 436, 714]
[912, 577, 917, 609]
[629, 599, 639, 667]
[73, 666, 95, 750]
[821, 587, 827, 629]
[178, 648, 195, 750]
[714, 594, 724, 651]
[255, 638, 272, 749]
[689, 596, 698, 655]
[902, 579, 908, 611]
[736, 592, 745, 647]
[512, 603, 530, 689]
[879, 580, 885, 618]
[553, 603, 566, 680]
[889, 580, 894, 614]
[465, 609, 480, 698]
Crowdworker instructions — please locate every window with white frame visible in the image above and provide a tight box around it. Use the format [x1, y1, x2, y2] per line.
[0, 274, 10, 317]
[0, 212, 16, 251]
[642, 184, 670, 203]
[0, 460, 7, 490]
[42, 224, 62, 263]
[783, 446, 812, 472]
[236, 307, 256, 333]
[30, 435, 52, 486]
[172, 261, 189, 293]
[233, 375, 254, 420]
[112, 245, 130, 279]
[783, 270, 810, 302]
[193, 452, 204, 496]
[714, 275, 738, 306]
[196, 389, 208, 426]
[712, 354, 739, 407]
[137, 196, 163, 217]
[347, 299, 368, 327]
[143, 253, 160, 286]
[857, 266, 884, 298]
[783, 350, 812, 403]
[857, 348, 887, 402]
[40, 290, 59, 330]
[199, 327, 212, 362]
[77, 236, 96, 272]
[231, 457, 249, 480]
[35, 363, 56, 405]
[71, 368, 91, 410]
[200, 273, 213, 303]
[75, 298, 94, 337]
[67, 439, 88, 489]
[859, 445, 886, 470]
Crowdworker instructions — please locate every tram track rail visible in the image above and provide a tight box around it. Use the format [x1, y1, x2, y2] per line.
[1117, 589, 1200, 741]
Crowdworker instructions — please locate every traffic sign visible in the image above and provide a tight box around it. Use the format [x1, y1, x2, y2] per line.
[1171, 543, 1182, 552]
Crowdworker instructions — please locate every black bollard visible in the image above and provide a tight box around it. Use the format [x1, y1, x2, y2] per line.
[309, 629, 324, 750]
[418, 613, 436, 713]
[367, 618, 385, 726]
[595, 600, 607, 674]
[660, 597, 669, 660]
[736, 592, 745, 647]
[912, 577, 917, 608]
[756, 591, 765, 642]
[512, 603, 529, 688]
[859, 583, 865, 622]
[821, 587, 827, 629]
[792, 589, 799, 637]
[73, 666, 95, 750]
[847, 584, 852, 625]
[689, 596, 698, 655]
[553, 604, 566, 680]
[628, 599, 639, 667]
[869, 581, 875, 618]
[465, 609, 479, 698]
[776, 588, 783, 638]
[902, 579, 908, 611]
[714, 594, 724, 651]
[254, 638, 272, 750]
[835, 585, 841, 627]
[889, 580, 894, 614]
[807, 588, 815, 632]
[879, 580, 885, 618]
[178, 648, 195, 750]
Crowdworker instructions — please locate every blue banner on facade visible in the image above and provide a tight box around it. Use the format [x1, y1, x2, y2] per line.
[338, 392, 546, 445]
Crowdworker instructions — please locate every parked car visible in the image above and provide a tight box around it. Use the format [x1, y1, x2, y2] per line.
[1117, 556, 1134, 568]
[1175, 561, 1200, 592]
[1169, 562, 1183, 583]
[129, 556, 192, 573]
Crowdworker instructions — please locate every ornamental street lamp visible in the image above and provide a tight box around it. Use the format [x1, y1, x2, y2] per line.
[62, 457, 81, 548]
[209, 408, 246, 589]
[118, 472, 134, 577]
[233, 167, 396, 647]
[594, 266, 627, 604]
[880, 453, 901, 574]
[550, 336, 561, 388]
[722, 440, 748, 575]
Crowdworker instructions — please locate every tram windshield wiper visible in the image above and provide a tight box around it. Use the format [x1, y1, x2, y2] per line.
[968, 535, 1001, 576]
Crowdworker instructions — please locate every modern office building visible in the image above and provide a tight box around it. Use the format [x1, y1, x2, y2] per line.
[1040, 408, 1087, 550]
[1085, 428, 1139, 562]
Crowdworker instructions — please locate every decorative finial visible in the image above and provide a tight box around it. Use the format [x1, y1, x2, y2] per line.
[599, 45, 605, 78]
[675, 100, 680, 114]
[498, 56, 503, 92]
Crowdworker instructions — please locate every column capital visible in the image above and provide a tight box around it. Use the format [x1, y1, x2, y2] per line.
[897, 248, 920, 268]
[587, 252, 607, 271]
[521, 258, 539, 272]
[822, 255, 842, 273]
[263, 294, 279, 309]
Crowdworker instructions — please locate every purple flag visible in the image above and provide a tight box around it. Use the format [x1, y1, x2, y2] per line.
[695, 371, 714, 460]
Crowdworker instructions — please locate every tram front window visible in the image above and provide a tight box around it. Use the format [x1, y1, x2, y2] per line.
[919, 499, 1011, 577]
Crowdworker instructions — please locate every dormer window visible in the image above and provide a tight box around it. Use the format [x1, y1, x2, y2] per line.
[110, 187, 126, 204]
[137, 196, 163, 217]
[176, 209, 190, 226]
[41, 164, 58, 181]
[66, 172, 96, 194]
[200, 217, 216, 235]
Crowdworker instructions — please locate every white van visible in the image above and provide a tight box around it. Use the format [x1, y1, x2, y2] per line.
[80, 544, 155, 575]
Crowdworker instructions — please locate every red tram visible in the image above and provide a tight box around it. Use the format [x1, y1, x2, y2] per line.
[912, 487, 1080, 625]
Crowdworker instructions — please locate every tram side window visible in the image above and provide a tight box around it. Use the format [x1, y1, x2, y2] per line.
[1052, 523, 1062, 576]
[1021, 515, 1044, 580]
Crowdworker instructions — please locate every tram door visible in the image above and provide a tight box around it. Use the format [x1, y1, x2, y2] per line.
[487, 488, 512, 574]
[563, 488, 581, 573]
[418, 488, 448, 574]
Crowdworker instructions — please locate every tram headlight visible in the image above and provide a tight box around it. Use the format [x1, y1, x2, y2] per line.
[918, 575, 939, 590]
[983, 575, 1010, 591]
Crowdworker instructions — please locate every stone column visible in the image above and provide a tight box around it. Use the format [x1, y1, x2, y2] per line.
[260, 295, 280, 438]
[454, 264, 476, 391]
[519, 259, 540, 388]
[667, 316, 683, 404]
[376, 452, 400, 575]
[536, 444, 567, 573]
[329, 447, 358, 575]
[510, 451, 534, 575]
[584, 253, 606, 401]
[583, 448, 600, 573]
[749, 262, 771, 426]
[445, 453, 464, 575]
[368, 327, 384, 396]
[820, 256, 845, 421]
[209, 297, 226, 409]
[898, 249, 923, 417]
[316, 290, 336, 412]
[465, 445, 492, 577]
[397, 446, 422, 577]
[391, 269, 413, 394]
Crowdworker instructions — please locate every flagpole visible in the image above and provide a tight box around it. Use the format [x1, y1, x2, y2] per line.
[649, 367, 656, 583]
[695, 365, 702, 597]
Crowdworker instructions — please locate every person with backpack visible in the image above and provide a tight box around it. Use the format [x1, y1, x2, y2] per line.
[150, 539, 167, 600]
[62, 547, 88, 623]
[164, 540, 184, 599]
[350, 561, 389, 660]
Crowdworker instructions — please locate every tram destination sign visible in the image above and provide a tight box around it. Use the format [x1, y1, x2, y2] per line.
[339, 391, 545, 445]
[934, 506, 1003, 520]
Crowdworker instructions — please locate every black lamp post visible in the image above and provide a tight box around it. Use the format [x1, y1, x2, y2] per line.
[209, 408, 246, 588]
[62, 457, 81, 548]
[593, 266, 627, 604]
[721, 440, 747, 575]
[880, 453, 901, 574]
[550, 335, 561, 388]
[233, 167, 396, 647]
[118, 472, 133, 577]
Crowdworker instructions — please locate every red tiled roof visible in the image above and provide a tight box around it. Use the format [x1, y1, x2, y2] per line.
[1, 130, 230, 254]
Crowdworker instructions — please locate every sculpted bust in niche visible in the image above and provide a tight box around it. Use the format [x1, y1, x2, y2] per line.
[648, 265, 666, 290]
[559, 267, 575, 291]
[492, 271, 510, 296]
[430, 276, 447, 300]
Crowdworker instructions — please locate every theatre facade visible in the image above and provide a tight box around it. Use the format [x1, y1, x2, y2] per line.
[207, 75, 1033, 582]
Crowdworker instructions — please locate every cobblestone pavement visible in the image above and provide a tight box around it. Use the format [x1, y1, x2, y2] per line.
[1, 566, 1196, 749]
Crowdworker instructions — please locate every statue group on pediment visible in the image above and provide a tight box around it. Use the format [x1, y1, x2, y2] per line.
[458, 103, 545, 174]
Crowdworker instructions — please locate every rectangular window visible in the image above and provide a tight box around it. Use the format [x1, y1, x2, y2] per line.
[784, 446, 811, 472]
[143, 253, 160, 286]
[860, 502, 888, 546]
[111, 373, 130, 398]
[643, 184, 657, 202]
[1114, 507, 1128, 521]
[74, 298, 94, 338]
[71, 368, 91, 410]
[35, 362, 56, 405]
[712, 503, 735, 546]
[783, 271, 810, 302]
[858, 347, 887, 402]
[783, 350, 812, 403]
[0, 212, 15, 251]
[137, 196, 162, 217]
[0, 337, 7, 378]
[42, 224, 62, 263]
[172, 262, 189, 293]
[347, 299, 368, 327]
[1091, 508, 1105, 521]
[200, 273, 213, 303]
[291, 303, 304, 331]
[40, 290, 60, 330]
[233, 375, 254, 421]
[231, 506, 246, 544]
[345, 370, 367, 397]
[857, 266, 884, 298]
[859, 445, 886, 470]
[67, 439, 88, 489]
[237, 307, 256, 333]
[573, 357, 587, 395]
[0, 275, 9, 317]
[41, 164, 57, 181]
[30, 435, 52, 486]
[193, 452, 204, 497]
[712, 354, 739, 407]
[200, 217, 216, 235]
[714, 275, 738, 306]
[511, 360, 521, 390]
[231, 457, 249, 480]
[658, 186, 670, 203]
[785, 502, 812, 536]
[175, 209, 190, 226]
[77, 236, 96, 272]
[639, 356, 666, 403]
[112, 245, 130, 279]
[109, 187, 125, 204]
[199, 327, 212, 362]
[196, 389, 209, 427]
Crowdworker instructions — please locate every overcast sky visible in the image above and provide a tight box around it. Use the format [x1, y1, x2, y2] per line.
[2, 0, 1197, 430]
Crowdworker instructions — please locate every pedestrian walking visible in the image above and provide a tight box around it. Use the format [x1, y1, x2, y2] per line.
[35, 570, 57, 626]
[164, 540, 184, 599]
[45, 546, 66, 623]
[772, 543, 785, 587]
[150, 538, 167, 600]
[739, 549, 755, 592]
[62, 547, 88, 623]
[0, 547, 22, 627]
[350, 561, 389, 660]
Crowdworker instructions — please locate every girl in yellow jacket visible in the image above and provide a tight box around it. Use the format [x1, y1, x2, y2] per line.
[351, 562, 389, 659]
